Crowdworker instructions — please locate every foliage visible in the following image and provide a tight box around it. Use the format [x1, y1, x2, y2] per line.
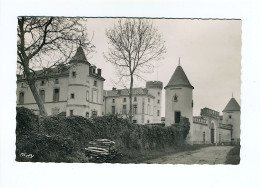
[16, 107, 190, 162]
[225, 145, 240, 165]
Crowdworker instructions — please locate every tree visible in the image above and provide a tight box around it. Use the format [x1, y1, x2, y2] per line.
[17, 17, 93, 116]
[105, 19, 166, 122]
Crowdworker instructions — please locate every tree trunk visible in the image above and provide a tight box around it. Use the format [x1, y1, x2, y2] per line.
[129, 75, 134, 122]
[23, 62, 48, 116]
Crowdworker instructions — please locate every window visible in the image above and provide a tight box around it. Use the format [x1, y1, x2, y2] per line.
[133, 120, 137, 123]
[173, 94, 178, 102]
[203, 132, 205, 143]
[92, 111, 97, 118]
[158, 92, 160, 96]
[133, 104, 137, 114]
[175, 111, 181, 123]
[158, 99, 160, 104]
[112, 106, 116, 114]
[55, 79, 59, 84]
[41, 80, 45, 86]
[72, 71, 76, 78]
[122, 105, 127, 114]
[157, 110, 160, 117]
[39, 90, 45, 102]
[123, 98, 126, 102]
[112, 99, 115, 103]
[92, 89, 98, 103]
[229, 115, 232, 119]
[148, 98, 150, 103]
[86, 112, 89, 118]
[147, 105, 150, 115]
[134, 97, 137, 102]
[147, 120, 150, 123]
[53, 88, 59, 102]
[94, 80, 97, 86]
[86, 91, 89, 101]
[19, 92, 24, 104]
[70, 110, 74, 116]
[70, 93, 75, 99]
[21, 82, 24, 87]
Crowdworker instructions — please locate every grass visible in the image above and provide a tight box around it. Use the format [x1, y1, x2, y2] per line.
[225, 145, 240, 165]
[112, 144, 209, 164]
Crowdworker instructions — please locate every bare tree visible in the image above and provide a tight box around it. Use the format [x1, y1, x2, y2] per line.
[105, 18, 166, 122]
[17, 17, 94, 116]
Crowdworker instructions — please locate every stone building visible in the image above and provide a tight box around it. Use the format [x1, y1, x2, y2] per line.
[165, 64, 240, 145]
[17, 47, 105, 117]
[104, 81, 163, 124]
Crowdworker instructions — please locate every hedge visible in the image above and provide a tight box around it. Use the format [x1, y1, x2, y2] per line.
[16, 107, 190, 162]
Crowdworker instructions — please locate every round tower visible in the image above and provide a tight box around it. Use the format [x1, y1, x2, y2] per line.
[222, 97, 240, 145]
[164, 64, 194, 142]
[66, 47, 90, 117]
[146, 81, 163, 123]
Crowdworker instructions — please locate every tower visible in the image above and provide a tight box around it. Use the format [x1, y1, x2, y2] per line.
[222, 97, 240, 145]
[66, 47, 90, 116]
[164, 64, 194, 142]
[146, 81, 163, 123]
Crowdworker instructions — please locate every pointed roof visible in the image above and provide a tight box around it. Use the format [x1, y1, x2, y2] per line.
[223, 97, 240, 112]
[164, 65, 194, 89]
[70, 47, 90, 64]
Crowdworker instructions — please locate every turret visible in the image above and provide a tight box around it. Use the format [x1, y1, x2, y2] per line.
[222, 97, 240, 145]
[66, 47, 90, 116]
[164, 63, 194, 142]
[146, 81, 163, 123]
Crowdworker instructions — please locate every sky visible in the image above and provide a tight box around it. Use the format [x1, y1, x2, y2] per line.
[84, 18, 241, 116]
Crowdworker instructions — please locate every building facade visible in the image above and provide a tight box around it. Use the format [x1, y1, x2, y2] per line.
[104, 81, 163, 124]
[164, 64, 240, 145]
[17, 47, 105, 118]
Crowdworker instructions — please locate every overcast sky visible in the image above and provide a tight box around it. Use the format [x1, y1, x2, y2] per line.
[84, 18, 241, 116]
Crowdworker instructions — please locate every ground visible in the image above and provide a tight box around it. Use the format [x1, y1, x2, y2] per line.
[146, 146, 233, 164]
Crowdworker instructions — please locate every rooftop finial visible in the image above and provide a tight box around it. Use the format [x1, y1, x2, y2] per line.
[178, 57, 181, 66]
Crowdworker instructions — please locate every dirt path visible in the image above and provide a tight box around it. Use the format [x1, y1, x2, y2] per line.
[147, 146, 233, 164]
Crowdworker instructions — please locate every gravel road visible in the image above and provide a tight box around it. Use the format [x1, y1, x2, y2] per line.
[147, 146, 233, 164]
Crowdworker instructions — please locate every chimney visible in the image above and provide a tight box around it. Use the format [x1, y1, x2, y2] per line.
[97, 68, 101, 76]
[112, 87, 116, 91]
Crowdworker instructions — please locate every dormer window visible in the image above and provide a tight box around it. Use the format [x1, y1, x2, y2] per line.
[72, 71, 76, 78]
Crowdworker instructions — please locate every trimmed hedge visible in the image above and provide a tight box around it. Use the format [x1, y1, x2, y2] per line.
[16, 107, 190, 162]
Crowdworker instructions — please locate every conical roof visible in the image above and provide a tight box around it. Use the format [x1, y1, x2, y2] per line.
[223, 97, 240, 112]
[70, 47, 90, 64]
[164, 65, 194, 89]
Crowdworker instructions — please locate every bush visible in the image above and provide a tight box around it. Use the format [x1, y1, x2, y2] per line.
[16, 108, 190, 162]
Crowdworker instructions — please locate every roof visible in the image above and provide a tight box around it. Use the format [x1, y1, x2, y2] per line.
[105, 88, 154, 98]
[70, 47, 90, 65]
[164, 65, 194, 89]
[223, 97, 240, 112]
